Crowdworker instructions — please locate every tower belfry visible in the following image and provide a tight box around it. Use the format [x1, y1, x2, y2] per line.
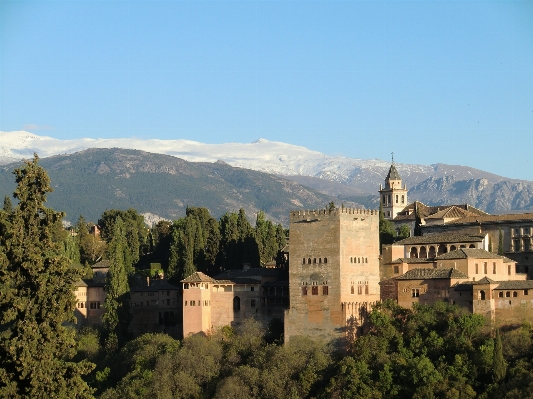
[379, 160, 407, 220]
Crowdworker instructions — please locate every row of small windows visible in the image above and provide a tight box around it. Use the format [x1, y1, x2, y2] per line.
[77, 301, 101, 309]
[350, 283, 369, 295]
[184, 300, 211, 306]
[497, 290, 529, 298]
[302, 257, 328, 264]
[302, 286, 329, 296]
[134, 299, 175, 306]
[350, 257, 368, 264]
[382, 194, 405, 205]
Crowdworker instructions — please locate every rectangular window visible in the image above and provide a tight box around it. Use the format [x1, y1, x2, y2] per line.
[394, 266, 399, 274]
[395, 195, 398, 203]
[508, 265, 512, 275]
[524, 290, 529, 296]
[514, 239, 520, 251]
[302, 287, 307, 296]
[493, 262, 496, 274]
[322, 286, 329, 295]
[358, 285, 362, 295]
[412, 288, 420, 298]
[250, 286, 255, 291]
[484, 262, 487, 274]
[311, 286, 318, 295]
[365, 283, 369, 295]
[475, 263, 478, 274]
[524, 239, 530, 252]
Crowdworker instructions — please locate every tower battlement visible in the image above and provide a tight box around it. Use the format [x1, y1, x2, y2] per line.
[289, 208, 377, 221]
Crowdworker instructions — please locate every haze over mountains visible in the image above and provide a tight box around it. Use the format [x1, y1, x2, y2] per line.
[2, 131, 533, 222]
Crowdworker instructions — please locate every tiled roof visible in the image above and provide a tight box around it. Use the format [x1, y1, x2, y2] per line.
[92, 259, 110, 269]
[213, 277, 261, 285]
[393, 202, 488, 221]
[181, 272, 216, 283]
[451, 281, 475, 291]
[386, 164, 402, 181]
[444, 213, 533, 226]
[426, 206, 480, 220]
[75, 279, 88, 287]
[396, 268, 469, 280]
[494, 281, 533, 290]
[391, 258, 434, 264]
[395, 233, 485, 245]
[214, 268, 282, 280]
[435, 248, 512, 260]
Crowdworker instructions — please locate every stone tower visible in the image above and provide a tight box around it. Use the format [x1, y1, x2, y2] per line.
[284, 207, 380, 344]
[379, 163, 407, 220]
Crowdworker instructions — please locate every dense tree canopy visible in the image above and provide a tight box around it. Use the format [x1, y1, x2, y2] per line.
[0, 155, 94, 398]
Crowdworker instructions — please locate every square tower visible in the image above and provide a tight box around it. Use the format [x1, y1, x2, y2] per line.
[284, 207, 380, 344]
[379, 163, 408, 219]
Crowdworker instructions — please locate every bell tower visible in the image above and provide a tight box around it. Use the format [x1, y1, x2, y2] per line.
[379, 156, 407, 220]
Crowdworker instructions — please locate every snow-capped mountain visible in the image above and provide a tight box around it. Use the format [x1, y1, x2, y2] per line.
[2, 131, 533, 214]
[0, 131, 430, 185]
[0, 130, 516, 195]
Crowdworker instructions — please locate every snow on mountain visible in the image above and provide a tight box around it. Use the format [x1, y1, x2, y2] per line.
[0, 131, 431, 188]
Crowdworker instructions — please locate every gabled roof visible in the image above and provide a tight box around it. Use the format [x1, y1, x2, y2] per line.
[475, 276, 495, 284]
[443, 213, 533, 226]
[435, 248, 513, 261]
[92, 259, 110, 269]
[181, 272, 216, 283]
[494, 281, 533, 290]
[390, 258, 434, 264]
[386, 164, 402, 181]
[396, 268, 469, 280]
[393, 202, 488, 221]
[426, 206, 480, 220]
[395, 232, 485, 245]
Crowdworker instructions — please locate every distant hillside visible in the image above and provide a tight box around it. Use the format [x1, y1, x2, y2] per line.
[0, 149, 360, 225]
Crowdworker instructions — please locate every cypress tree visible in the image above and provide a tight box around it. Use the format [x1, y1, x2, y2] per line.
[3, 195, 12, 212]
[493, 329, 507, 382]
[0, 155, 94, 398]
[498, 228, 504, 256]
[102, 217, 131, 350]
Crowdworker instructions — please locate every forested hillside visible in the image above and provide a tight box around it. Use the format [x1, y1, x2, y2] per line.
[0, 148, 359, 225]
[79, 301, 533, 399]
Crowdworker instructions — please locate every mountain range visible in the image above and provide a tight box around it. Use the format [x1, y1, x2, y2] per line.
[2, 131, 533, 222]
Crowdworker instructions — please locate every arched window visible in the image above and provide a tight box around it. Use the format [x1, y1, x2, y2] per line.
[513, 291, 518, 297]
[308, 258, 312, 264]
[302, 258, 305, 264]
[410, 247, 418, 258]
[350, 257, 353, 263]
[358, 257, 360, 263]
[365, 257, 368, 263]
[324, 258, 328, 263]
[428, 246, 436, 258]
[450, 245, 457, 251]
[401, 195, 405, 204]
[506, 291, 511, 297]
[351, 286, 354, 294]
[419, 246, 427, 258]
[319, 258, 322, 264]
[469, 244, 476, 248]
[313, 258, 316, 264]
[438, 244, 447, 255]
[233, 296, 241, 311]
[479, 290, 486, 300]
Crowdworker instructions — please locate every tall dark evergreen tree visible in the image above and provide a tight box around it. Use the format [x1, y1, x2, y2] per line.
[379, 201, 395, 247]
[0, 155, 94, 398]
[493, 329, 507, 382]
[102, 217, 131, 350]
[498, 228, 504, 256]
[3, 195, 12, 213]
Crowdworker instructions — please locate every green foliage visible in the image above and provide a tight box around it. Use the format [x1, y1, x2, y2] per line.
[498, 228, 504, 256]
[493, 329, 507, 383]
[3, 195, 12, 212]
[396, 224, 411, 240]
[0, 155, 94, 398]
[379, 201, 395, 247]
[102, 217, 131, 347]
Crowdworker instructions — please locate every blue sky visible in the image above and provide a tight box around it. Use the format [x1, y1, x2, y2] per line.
[1, 1, 532, 179]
